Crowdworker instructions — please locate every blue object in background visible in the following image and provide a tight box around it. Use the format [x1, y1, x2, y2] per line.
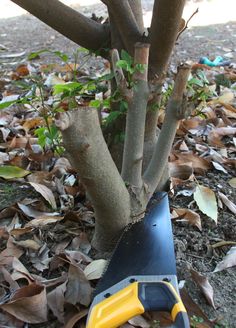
[199, 56, 231, 67]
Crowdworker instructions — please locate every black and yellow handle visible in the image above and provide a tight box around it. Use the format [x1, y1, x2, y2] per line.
[86, 281, 189, 328]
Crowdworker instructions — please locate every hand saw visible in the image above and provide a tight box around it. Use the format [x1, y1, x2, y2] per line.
[86, 192, 190, 328]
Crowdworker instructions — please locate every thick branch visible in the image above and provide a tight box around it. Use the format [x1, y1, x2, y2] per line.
[55, 108, 130, 251]
[121, 43, 150, 188]
[10, 0, 110, 52]
[104, 0, 142, 54]
[149, 0, 186, 78]
[128, 0, 144, 31]
[143, 63, 191, 195]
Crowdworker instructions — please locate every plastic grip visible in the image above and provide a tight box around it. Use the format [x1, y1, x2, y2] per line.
[138, 281, 190, 328]
[86, 281, 190, 328]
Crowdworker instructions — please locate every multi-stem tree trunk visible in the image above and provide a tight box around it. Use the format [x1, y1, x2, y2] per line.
[11, 0, 189, 251]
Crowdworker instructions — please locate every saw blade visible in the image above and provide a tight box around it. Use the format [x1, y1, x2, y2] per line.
[94, 192, 177, 296]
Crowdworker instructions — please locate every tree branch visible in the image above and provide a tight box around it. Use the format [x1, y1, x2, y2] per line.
[149, 0, 186, 78]
[103, 0, 142, 54]
[128, 0, 144, 31]
[10, 0, 110, 52]
[55, 108, 130, 251]
[143, 63, 191, 195]
[121, 43, 150, 188]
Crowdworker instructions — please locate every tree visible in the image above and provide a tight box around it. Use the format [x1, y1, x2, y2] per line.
[11, 0, 190, 251]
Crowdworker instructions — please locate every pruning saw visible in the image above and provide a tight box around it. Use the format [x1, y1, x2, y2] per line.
[86, 192, 190, 328]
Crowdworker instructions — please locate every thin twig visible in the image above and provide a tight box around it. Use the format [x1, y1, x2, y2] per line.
[176, 8, 199, 41]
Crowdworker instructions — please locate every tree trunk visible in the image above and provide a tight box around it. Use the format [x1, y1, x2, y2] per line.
[55, 108, 130, 251]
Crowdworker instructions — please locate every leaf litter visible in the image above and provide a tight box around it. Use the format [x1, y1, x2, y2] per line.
[0, 36, 235, 327]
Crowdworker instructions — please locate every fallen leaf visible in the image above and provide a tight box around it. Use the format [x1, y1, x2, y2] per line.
[10, 226, 34, 236]
[172, 208, 202, 231]
[14, 239, 41, 251]
[191, 269, 215, 309]
[213, 246, 236, 272]
[128, 315, 150, 327]
[212, 161, 227, 174]
[217, 90, 234, 104]
[17, 203, 59, 219]
[64, 309, 88, 328]
[218, 192, 236, 215]
[212, 241, 236, 249]
[194, 185, 218, 223]
[208, 127, 236, 147]
[29, 182, 57, 209]
[172, 152, 211, 174]
[169, 162, 193, 180]
[0, 165, 30, 179]
[65, 264, 92, 306]
[0, 284, 47, 323]
[228, 177, 236, 188]
[47, 280, 67, 323]
[25, 215, 64, 227]
[84, 259, 107, 280]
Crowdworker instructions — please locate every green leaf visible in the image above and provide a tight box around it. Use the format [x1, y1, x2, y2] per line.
[28, 49, 68, 62]
[89, 99, 102, 108]
[0, 96, 31, 110]
[194, 185, 218, 223]
[188, 77, 204, 87]
[121, 50, 133, 66]
[28, 49, 50, 60]
[0, 165, 30, 179]
[105, 111, 121, 125]
[116, 60, 129, 71]
[53, 82, 82, 95]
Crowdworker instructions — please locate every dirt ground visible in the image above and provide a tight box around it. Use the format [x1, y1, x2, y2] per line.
[0, 1, 236, 327]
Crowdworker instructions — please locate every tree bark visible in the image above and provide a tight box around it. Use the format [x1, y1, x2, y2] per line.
[103, 0, 142, 55]
[121, 43, 150, 188]
[11, 0, 110, 52]
[55, 108, 131, 251]
[145, 0, 186, 143]
[144, 63, 191, 195]
[128, 0, 144, 31]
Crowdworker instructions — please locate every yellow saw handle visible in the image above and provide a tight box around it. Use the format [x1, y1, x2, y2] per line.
[86, 281, 189, 328]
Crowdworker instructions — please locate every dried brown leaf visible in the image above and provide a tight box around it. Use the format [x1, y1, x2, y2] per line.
[65, 264, 92, 306]
[218, 192, 236, 215]
[47, 280, 67, 323]
[128, 315, 150, 327]
[18, 202, 59, 219]
[14, 239, 41, 251]
[25, 215, 64, 227]
[172, 152, 211, 174]
[191, 269, 216, 309]
[0, 283, 48, 323]
[173, 208, 202, 231]
[64, 309, 88, 328]
[29, 182, 57, 209]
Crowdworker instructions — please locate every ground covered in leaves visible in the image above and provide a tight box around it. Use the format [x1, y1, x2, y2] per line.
[0, 2, 236, 328]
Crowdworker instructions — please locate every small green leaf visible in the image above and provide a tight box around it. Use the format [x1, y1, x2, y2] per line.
[89, 99, 102, 108]
[105, 111, 121, 125]
[116, 60, 129, 71]
[121, 50, 133, 66]
[188, 77, 204, 87]
[28, 49, 50, 60]
[0, 165, 30, 179]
